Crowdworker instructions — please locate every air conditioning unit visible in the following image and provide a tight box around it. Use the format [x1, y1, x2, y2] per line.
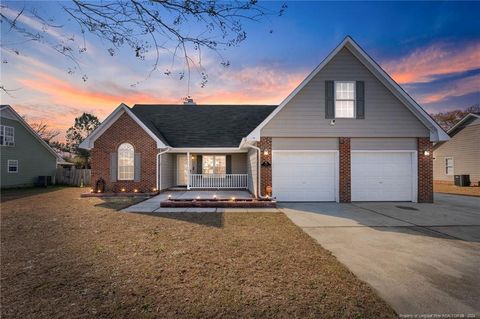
[454, 175, 470, 187]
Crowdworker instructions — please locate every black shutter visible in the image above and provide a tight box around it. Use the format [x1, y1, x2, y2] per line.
[325, 81, 335, 119]
[196, 155, 203, 174]
[356, 81, 365, 119]
[226, 155, 232, 174]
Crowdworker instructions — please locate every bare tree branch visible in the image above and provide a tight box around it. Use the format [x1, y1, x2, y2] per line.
[1, 1, 286, 94]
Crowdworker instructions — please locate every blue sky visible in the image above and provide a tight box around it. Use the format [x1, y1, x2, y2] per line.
[1, 1, 479, 138]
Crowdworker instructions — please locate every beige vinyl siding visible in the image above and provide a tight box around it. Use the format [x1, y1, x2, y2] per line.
[351, 138, 417, 150]
[160, 152, 175, 190]
[272, 137, 339, 150]
[246, 148, 258, 195]
[433, 120, 480, 184]
[261, 47, 429, 138]
[1, 117, 57, 188]
[231, 153, 247, 174]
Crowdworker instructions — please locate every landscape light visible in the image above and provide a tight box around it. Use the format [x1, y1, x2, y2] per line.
[231, 197, 235, 201]
[168, 194, 172, 199]
[121, 188, 126, 192]
[196, 195, 201, 199]
[213, 195, 217, 199]
[90, 188, 94, 193]
[97, 190, 102, 193]
[152, 188, 157, 192]
[133, 189, 138, 193]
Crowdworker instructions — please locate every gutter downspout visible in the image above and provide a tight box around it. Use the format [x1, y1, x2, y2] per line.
[156, 148, 170, 191]
[244, 142, 269, 199]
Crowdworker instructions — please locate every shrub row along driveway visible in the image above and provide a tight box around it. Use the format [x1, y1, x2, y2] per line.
[1, 187, 395, 318]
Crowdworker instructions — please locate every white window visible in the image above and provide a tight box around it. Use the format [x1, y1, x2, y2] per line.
[7, 160, 18, 173]
[118, 143, 134, 180]
[335, 81, 355, 118]
[445, 157, 454, 175]
[202, 155, 226, 174]
[0, 125, 15, 146]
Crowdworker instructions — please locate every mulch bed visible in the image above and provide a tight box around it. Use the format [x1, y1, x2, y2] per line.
[1, 187, 396, 318]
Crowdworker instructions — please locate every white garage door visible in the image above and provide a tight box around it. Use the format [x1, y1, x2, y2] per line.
[351, 152, 415, 202]
[272, 151, 337, 201]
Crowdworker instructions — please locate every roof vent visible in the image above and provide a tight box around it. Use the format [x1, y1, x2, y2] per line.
[183, 96, 196, 105]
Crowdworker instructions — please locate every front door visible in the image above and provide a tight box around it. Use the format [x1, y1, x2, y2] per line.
[177, 155, 188, 185]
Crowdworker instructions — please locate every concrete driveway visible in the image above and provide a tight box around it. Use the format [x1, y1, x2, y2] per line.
[280, 193, 480, 316]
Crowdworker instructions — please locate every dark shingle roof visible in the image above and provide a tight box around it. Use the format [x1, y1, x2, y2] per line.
[130, 104, 277, 147]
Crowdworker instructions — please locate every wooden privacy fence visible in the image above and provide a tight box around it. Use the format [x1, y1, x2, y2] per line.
[56, 167, 91, 186]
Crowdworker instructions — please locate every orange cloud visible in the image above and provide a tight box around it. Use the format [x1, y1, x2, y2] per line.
[417, 74, 480, 104]
[17, 71, 168, 108]
[383, 42, 480, 84]
[9, 63, 306, 142]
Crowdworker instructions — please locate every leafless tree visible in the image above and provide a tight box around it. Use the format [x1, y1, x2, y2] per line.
[1, 1, 286, 92]
[28, 120, 61, 143]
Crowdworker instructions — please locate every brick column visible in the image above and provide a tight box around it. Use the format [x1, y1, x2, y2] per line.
[418, 137, 433, 203]
[258, 137, 272, 196]
[339, 137, 351, 203]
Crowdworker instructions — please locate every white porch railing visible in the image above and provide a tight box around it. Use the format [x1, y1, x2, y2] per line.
[189, 174, 248, 189]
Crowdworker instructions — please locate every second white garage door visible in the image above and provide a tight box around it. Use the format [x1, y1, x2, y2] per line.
[351, 151, 416, 202]
[272, 151, 337, 202]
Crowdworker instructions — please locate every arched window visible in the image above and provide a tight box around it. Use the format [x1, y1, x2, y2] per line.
[118, 143, 134, 180]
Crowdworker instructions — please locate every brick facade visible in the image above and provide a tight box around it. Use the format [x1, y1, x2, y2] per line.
[339, 137, 351, 203]
[91, 112, 158, 192]
[417, 137, 434, 203]
[258, 137, 272, 196]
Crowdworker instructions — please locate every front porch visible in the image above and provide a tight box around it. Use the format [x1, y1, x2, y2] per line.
[160, 151, 254, 191]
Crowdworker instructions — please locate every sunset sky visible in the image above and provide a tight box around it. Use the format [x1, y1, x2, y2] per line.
[1, 1, 479, 141]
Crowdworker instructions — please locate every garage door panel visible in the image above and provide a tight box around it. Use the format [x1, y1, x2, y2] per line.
[273, 152, 336, 202]
[352, 152, 414, 202]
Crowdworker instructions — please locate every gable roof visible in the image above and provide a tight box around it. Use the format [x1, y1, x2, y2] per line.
[245, 36, 449, 142]
[131, 104, 277, 147]
[447, 113, 480, 137]
[0, 105, 63, 161]
[79, 103, 169, 150]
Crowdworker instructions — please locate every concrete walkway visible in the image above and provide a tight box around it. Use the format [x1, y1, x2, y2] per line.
[122, 190, 279, 213]
[281, 193, 480, 316]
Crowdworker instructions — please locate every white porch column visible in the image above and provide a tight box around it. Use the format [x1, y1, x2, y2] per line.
[187, 151, 190, 190]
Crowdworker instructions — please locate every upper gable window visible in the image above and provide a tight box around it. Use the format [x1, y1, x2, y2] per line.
[335, 81, 355, 118]
[0, 125, 15, 146]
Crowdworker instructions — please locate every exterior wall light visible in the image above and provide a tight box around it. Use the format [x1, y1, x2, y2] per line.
[196, 195, 201, 199]
[424, 150, 430, 156]
[231, 197, 236, 201]
[213, 195, 217, 199]
[121, 188, 126, 192]
[263, 150, 269, 156]
[168, 194, 172, 199]
[133, 189, 138, 193]
[152, 188, 157, 192]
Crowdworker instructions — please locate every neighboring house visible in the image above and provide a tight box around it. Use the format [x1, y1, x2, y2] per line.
[80, 37, 448, 203]
[433, 113, 480, 186]
[0, 105, 61, 188]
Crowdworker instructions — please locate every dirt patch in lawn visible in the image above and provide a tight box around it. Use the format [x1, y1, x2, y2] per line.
[1, 187, 396, 318]
[434, 182, 480, 197]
